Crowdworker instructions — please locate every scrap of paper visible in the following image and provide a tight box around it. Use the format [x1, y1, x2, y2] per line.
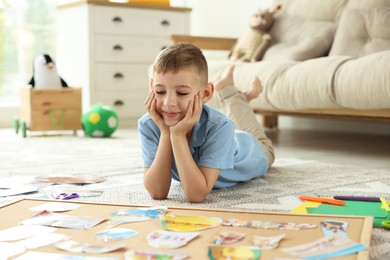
[56, 240, 126, 253]
[111, 206, 167, 219]
[0, 225, 56, 242]
[0, 185, 37, 197]
[96, 228, 138, 242]
[107, 216, 150, 228]
[21, 210, 105, 230]
[208, 245, 261, 260]
[35, 174, 106, 184]
[212, 231, 246, 245]
[29, 202, 80, 212]
[124, 249, 189, 260]
[0, 242, 26, 259]
[320, 220, 348, 238]
[222, 219, 317, 230]
[15, 251, 119, 260]
[161, 214, 222, 232]
[281, 234, 368, 259]
[252, 234, 285, 250]
[16, 232, 70, 249]
[0, 175, 51, 189]
[146, 229, 199, 249]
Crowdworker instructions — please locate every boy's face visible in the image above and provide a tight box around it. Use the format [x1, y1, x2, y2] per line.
[151, 69, 210, 127]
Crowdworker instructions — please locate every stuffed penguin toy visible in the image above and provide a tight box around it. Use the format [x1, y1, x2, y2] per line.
[29, 54, 68, 89]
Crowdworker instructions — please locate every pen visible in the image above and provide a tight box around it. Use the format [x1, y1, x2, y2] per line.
[299, 196, 345, 206]
[333, 196, 381, 202]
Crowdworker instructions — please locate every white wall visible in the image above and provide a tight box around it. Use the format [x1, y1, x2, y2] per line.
[172, 0, 390, 135]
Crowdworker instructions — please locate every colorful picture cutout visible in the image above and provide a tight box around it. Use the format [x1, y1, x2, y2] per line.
[124, 249, 189, 260]
[146, 229, 199, 249]
[96, 228, 138, 242]
[222, 219, 317, 230]
[161, 214, 222, 232]
[252, 234, 285, 250]
[110, 207, 167, 219]
[320, 220, 348, 238]
[208, 245, 261, 260]
[212, 231, 246, 245]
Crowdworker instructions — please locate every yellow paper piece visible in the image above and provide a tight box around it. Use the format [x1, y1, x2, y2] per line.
[290, 201, 321, 214]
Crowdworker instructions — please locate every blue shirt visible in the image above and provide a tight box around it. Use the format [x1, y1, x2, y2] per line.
[137, 105, 269, 188]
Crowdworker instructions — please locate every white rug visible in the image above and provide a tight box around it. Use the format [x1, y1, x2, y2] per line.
[1, 129, 389, 259]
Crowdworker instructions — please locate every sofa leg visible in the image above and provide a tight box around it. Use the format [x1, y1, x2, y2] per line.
[263, 115, 278, 129]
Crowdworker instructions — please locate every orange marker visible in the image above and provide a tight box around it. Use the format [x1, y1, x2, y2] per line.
[299, 196, 345, 206]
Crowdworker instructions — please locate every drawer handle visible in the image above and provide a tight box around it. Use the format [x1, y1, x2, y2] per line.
[112, 16, 123, 23]
[113, 45, 123, 51]
[161, 20, 170, 26]
[114, 100, 124, 106]
[113, 73, 124, 79]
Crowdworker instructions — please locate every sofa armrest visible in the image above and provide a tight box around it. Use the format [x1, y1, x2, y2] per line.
[171, 34, 237, 51]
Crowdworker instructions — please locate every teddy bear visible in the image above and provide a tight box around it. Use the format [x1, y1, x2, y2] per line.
[229, 4, 282, 62]
[29, 54, 68, 89]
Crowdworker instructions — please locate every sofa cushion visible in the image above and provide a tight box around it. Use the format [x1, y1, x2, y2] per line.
[334, 51, 390, 109]
[276, 0, 348, 22]
[263, 15, 337, 62]
[267, 56, 351, 110]
[329, 8, 390, 57]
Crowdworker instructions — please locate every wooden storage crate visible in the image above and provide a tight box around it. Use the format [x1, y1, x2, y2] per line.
[15, 86, 82, 137]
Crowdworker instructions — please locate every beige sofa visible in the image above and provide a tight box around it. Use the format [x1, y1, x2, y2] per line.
[172, 0, 390, 128]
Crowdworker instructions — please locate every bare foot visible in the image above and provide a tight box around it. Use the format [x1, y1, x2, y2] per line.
[215, 64, 235, 92]
[245, 77, 263, 102]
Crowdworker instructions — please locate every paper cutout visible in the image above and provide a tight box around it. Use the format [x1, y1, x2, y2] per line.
[281, 234, 368, 259]
[29, 202, 80, 212]
[161, 214, 222, 232]
[125, 249, 189, 260]
[222, 219, 317, 230]
[290, 201, 321, 214]
[0, 242, 26, 258]
[212, 231, 246, 245]
[146, 229, 199, 249]
[21, 210, 105, 230]
[208, 245, 261, 260]
[252, 234, 285, 250]
[0, 225, 56, 242]
[320, 220, 348, 238]
[56, 240, 125, 253]
[111, 206, 167, 219]
[0, 185, 37, 197]
[108, 216, 150, 228]
[0, 175, 51, 189]
[14, 251, 118, 260]
[96, 228, 138, 242]
[16, 233, 69, 249]
[35, 174, 106, 184]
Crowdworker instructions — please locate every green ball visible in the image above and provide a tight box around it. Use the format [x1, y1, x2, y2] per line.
[81, 103, 119, 137]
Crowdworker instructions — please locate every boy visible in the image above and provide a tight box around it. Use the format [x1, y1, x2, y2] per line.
[138, 43, 274, 203]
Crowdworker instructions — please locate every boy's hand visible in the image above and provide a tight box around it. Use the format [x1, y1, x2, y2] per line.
[170, 93, 202, 136]
[144, 92, 169, 135]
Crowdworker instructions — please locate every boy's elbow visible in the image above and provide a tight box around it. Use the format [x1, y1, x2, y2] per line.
[145, 187, 168, 200]
[147, 190, 168, 200]
[185, 193, 207, 203]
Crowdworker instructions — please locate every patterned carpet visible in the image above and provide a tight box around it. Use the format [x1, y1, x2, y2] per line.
[1, 129, 389, 259]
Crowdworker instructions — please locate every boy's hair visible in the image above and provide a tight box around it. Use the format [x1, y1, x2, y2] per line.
[153, 43, 208, 86]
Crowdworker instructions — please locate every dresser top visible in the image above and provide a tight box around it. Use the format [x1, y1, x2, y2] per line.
[58, 0, 192, 12]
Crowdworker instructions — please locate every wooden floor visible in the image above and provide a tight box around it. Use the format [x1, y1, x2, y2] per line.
[266, 129, 390, 169]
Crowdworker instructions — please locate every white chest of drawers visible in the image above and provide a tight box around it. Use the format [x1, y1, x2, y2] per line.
[56, 1, 191, 126]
